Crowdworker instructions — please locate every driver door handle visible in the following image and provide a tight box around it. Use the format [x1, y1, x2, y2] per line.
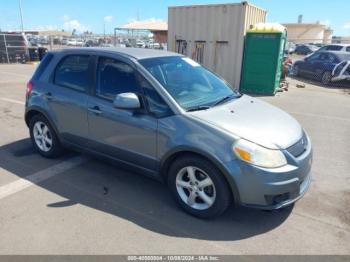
[88, 106, 102, 115]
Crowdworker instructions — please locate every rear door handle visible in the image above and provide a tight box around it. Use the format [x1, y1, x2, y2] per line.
[88, 106, 102, 115]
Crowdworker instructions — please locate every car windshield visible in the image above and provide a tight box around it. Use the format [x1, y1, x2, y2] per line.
[139, 56, 239, 111]
[309, 45, 318, 51]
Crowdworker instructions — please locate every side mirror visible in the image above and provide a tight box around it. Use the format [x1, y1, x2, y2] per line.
[113, 92, 141, 110]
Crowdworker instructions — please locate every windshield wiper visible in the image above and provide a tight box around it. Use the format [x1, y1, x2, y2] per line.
[186, 105, 211, 112]
[212, 93, 242, 107]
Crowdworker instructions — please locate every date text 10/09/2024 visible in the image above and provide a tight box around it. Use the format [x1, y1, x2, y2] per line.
[127, 256, 220, 261]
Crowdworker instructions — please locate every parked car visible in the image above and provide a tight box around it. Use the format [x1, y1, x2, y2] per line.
[136, 40, 146, 48]
[67, 39, 84, 46]
[285, 41, 296, 54]
[28, 37, 39, 46]
[294, 44, 319, 55]
[317, 44, 350, 52]
[293, 51, 350, 84]
[39, 37, 49, 45]
[61, 38, 68, 45]
[84, 39, 99, 47]
[149, 42, 161, 49]
[53, 37, 61, 45]
[99, 43, 114, 48]
[123, 41, 132, 47]
[66, 39, 77, 46]
[25, 48, 312, 218]
[76, 39, 84, 46]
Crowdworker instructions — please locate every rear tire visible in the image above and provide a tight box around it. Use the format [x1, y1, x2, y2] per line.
[321, 71, 332, 85]
[29, 114, 64, 158]
[294, 65, 300, 76]
[167, 155, 231, 219]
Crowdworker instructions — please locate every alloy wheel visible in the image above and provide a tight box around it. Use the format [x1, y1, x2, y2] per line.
[322, 71, 332, 85]
[33, 121, 52, 152]
[175, 166, 216, 210]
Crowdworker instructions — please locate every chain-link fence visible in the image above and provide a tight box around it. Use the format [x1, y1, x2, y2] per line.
[0, 33, 51, 63]
[0, 32, 165, 64]
[0, 33, 117, 64]
[0, 33, 28, 63]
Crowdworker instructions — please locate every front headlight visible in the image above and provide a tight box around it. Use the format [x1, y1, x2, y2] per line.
[233, 139, 287, 168]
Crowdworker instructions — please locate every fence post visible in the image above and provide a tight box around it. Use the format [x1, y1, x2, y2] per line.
[114, 28, 116, 47]
[49, 35, 53, 50]
[3, 34, 10, 64]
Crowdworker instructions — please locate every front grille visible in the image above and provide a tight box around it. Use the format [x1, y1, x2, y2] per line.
[287, 132, 308, 157]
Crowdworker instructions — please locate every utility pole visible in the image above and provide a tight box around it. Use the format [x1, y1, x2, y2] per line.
[103, 22, 106, 41]
[19, 0, 24, 33]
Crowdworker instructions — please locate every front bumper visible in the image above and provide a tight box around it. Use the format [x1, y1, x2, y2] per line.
[242, 170, 311, 210]
[226, 135, 313, 209]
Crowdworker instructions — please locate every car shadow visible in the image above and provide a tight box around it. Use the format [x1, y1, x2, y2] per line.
[0, 138, 293, 241]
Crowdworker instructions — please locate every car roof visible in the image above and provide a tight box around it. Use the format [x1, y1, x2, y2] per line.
[51, 47, 182, 60]
[324, 44, 350, 47]
[317, 51, 350, 60]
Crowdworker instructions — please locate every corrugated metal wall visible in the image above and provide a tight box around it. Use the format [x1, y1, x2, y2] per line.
[244, 4, 267, 31]
[168, 2, 266, 89]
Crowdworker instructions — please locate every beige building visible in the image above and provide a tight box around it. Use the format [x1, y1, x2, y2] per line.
[332, 36, 350, 44]
[116, 20, 168, 43]
[18, 30, 72, 37]
[282, 23, 333, 44]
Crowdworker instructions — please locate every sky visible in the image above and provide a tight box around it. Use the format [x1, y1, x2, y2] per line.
[0, 0, 349, 36]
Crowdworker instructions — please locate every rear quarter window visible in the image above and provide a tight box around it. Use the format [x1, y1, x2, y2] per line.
[32, 53, 54, 81]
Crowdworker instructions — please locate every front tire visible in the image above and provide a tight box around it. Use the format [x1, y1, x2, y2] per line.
[29, 114, 64, 158]
[168, 155, 231, 219]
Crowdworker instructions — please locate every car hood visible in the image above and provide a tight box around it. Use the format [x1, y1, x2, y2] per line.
[189, 95, 303, 149]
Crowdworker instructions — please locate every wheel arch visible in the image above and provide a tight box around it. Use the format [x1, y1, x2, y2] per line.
[25, 107, 60, 139]
[160, 146, 240, 204]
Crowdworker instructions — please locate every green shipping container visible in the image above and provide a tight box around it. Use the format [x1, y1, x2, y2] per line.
[240, 23, 287, 95]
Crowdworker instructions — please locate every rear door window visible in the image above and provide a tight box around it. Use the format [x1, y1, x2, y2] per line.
[346, 46, 350, 52]
[54, 55, 90, 92]
[326, 45, 342, 51]
[308, 53, 322, 62]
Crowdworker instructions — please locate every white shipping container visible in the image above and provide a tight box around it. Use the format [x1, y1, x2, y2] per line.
[168, 2, 267, 89]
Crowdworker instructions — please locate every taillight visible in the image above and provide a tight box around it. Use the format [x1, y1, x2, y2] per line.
[26, 81, 33, 98]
